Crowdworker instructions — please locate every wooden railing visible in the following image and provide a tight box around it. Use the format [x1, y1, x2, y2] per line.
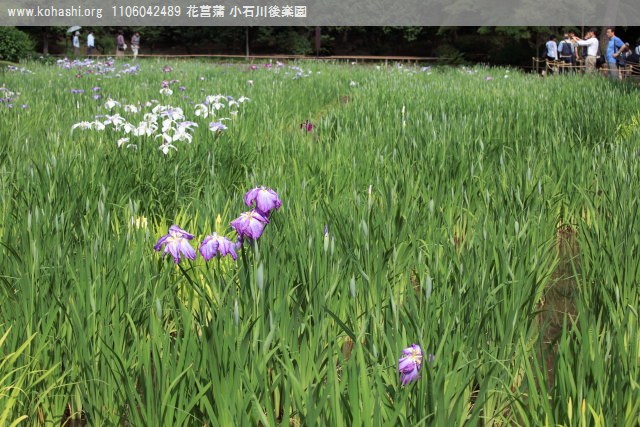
[49, 53, 442, 63]
[532, 57, 640, 79]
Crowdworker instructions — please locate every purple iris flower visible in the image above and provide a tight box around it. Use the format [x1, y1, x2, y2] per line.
[71, 89, 85, 94]
[153, 225, 197, 264]
[398, 344, 423, 386]
[179, 120, 198, 129]
[230, 210, 269, 240]
[199, 233, 238, 261]
[300, 120, 313, 132]
[243, 186, 282, 216]
[209, 121, 227, 132]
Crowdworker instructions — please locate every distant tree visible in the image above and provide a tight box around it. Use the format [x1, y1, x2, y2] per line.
[20, 26, 66, 54]
[0, 27, 35, 61]
[382, 26, 424, 42]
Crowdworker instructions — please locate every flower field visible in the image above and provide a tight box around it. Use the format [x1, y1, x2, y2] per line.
[1, 58, 639, 426]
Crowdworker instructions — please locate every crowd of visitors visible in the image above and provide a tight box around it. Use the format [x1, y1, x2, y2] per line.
[68, 30, 142, 59]
[541, 27, 640, 79]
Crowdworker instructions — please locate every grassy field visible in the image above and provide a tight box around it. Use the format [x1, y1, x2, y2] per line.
[1, 58, 639, 426]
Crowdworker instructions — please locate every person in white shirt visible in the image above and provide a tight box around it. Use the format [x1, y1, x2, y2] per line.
[72, 32, 80, 56]
[545, 35, 558, 61]
[573, 28, 600, 74]
[87, 31, 95, 56]
[543, 35, 559, 74]
[131, 32, 141, 60]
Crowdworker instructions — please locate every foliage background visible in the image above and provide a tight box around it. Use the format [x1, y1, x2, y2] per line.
[13, 25, 640, 66]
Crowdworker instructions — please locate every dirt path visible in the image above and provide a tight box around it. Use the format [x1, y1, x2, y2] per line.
[539, 225, 580, 388]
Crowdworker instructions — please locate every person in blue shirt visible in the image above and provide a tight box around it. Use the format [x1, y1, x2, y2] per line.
[557, 33, 576, 73]
[605, 27, 625, 79]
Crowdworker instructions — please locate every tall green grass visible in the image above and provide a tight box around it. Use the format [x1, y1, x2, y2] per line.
[1, 59, 639, 425]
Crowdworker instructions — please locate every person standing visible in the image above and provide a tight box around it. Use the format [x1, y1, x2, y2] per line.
[573, 28, 599, 74]
[567, 31, 579, 65]
[544, 35, 558, 74]
[116, 31, 125, 57]
[605, 27, 625, 80]
[131, 32, 141, 60]
[627, 38, 640, 66]
[87, 31, 95, 56]
[628, 39, 640, 76]
[72, 31, 80, 56]
[558, 34, 571, 61]
[545, 35, 558, 61]
[557, 33, 576, 72]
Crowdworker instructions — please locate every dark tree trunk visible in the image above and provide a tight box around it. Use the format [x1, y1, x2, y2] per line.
[42, 31, 49, 54]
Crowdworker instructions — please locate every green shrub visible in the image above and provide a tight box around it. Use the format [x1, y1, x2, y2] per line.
[435, 43, 466, 65]
[96, 34, 115, 55]
[280, 30, 312, 55]
[0, 27, 34, 62]
[255, 28, 312, 55]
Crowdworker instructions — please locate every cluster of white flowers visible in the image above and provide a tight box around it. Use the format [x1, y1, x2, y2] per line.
[57, 57, 98, 69]
[194, 94, 250, 119]
[0, 87, 18, 100]
[394, 64, 427, 76]
[159, 79, 182, 96]
[246, 62, 316, 80]
[56, 57, 140, 76]
[0, 87, 27, 110]
[153, 105, 197, 154]
[71, 94, 249, 154]
[7, 65, 34, 74]
[371, 64, 433, 76]
[460, 66, 478, 75]
[287, 66, 313, 79]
